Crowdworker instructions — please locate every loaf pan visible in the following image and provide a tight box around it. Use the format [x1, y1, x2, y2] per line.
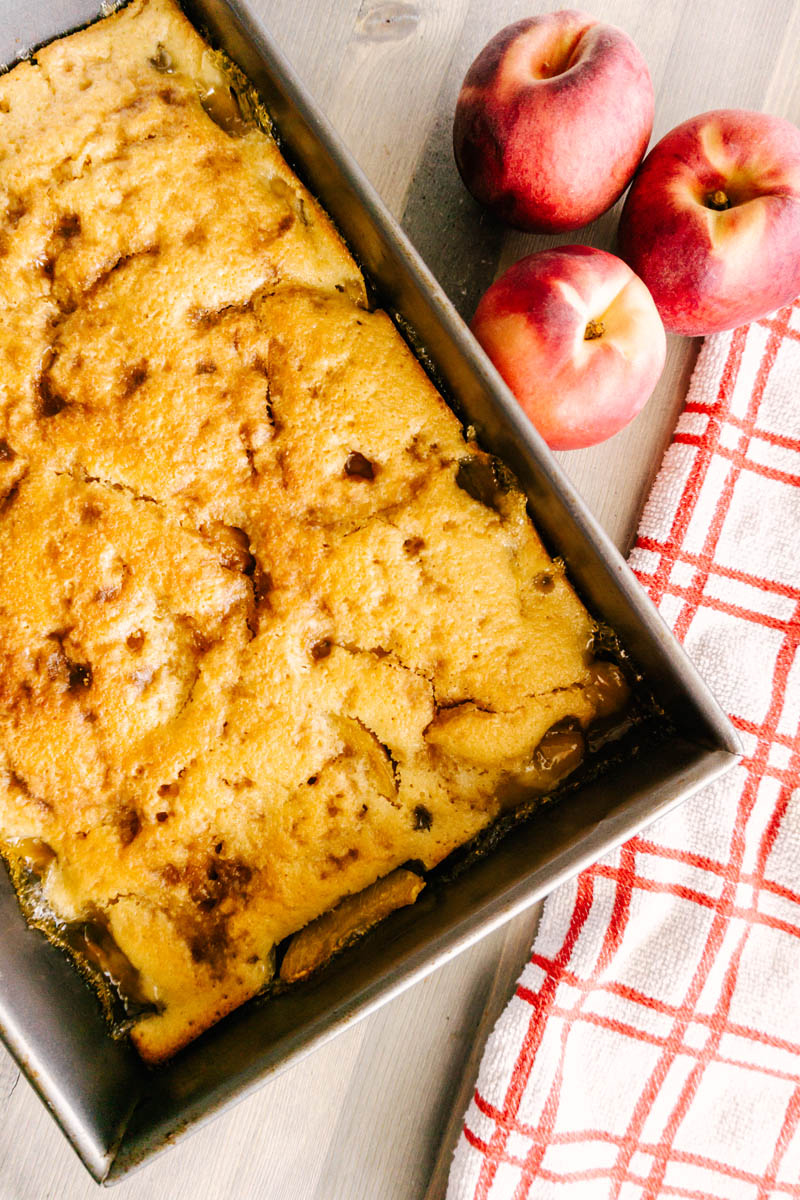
[0, 0, 741, 1183]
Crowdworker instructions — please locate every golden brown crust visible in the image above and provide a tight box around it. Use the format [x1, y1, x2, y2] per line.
[0, 0, 615, 1063]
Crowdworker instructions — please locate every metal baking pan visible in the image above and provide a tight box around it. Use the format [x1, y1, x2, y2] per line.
[0, 0, 741, 1184]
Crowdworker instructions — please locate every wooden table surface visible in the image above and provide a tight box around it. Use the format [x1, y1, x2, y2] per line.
[1, 1, 799, 1197]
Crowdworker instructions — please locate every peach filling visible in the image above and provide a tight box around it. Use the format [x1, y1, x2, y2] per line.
[585, 661, 631, 718]
[3, 838, 157, 1025]
[65, 919, 159, 1022]
[533, 720, 585, 782]
[532, 662, 631, 782]
[199, 83, 249, 136]
[279, 868, 425, 984]
[11, 837, 56, 875]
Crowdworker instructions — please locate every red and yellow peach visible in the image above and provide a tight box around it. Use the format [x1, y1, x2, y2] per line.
[471, 245, 666, 449]
[618, 109, 800, 335]
[453, 10, 654, 232]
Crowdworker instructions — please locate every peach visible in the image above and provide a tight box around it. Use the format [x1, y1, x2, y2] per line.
[618, 109, 800, 335]
[471, 245, 666, 450]
[453, 11, 654, 232]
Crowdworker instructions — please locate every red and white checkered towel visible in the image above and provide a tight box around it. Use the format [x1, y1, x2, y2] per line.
[447, 298, 800, 1200]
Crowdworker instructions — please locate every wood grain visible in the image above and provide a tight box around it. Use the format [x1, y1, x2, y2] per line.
[1, 2, 799, 1197]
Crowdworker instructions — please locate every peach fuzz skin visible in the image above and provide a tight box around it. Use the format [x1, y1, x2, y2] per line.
[618, 110, 800, 336]
[471, 246, 666, 451]
[453, 10, 654, 233]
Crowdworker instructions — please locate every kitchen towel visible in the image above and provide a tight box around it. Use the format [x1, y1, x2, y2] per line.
[447, 297, 800, 1200]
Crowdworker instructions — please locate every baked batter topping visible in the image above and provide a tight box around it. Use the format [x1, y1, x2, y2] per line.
[0, 0, 628, 1062]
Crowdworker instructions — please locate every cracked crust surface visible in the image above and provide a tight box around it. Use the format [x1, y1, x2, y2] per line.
[0, 0, 611, 1063]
